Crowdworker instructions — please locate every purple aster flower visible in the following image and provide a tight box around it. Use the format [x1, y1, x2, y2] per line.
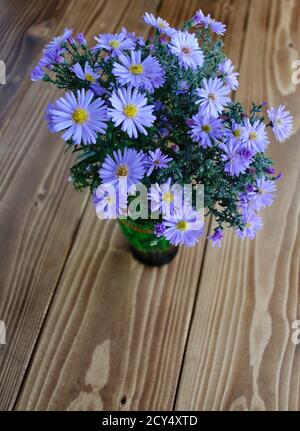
[163, 205, 204, 247]
[224, 121, 245, 144]
[90, 83, 107, 97]
[236, 212, 263, 240]
[239, 147, 254, 160]
[219, 141, 253, 176]
[99, 148, 145, 193]
[68, 36, 77, 46]
[71, 62, 99, 83]
[120, 27, 137, 42]
[76, 32, 87, 46]
[46, 28, 73, 49]
[154, 100, 165, 111]
[157, 127, 170, 139]
[250, 177, 277, 211]
[169, 31, 205, 70]
[145, 149, 172, 176]
[265, 166, 276, 175]
[238, 183, 269, 216]
[186, 118, 194, 128]
[108, 87, 156, 138]
[242, 119, 269, 153]
[112, 50, 165, 92]
[39, 46, 65, 69]
[44, 103, 56, 133]
[246, 184, 256, 193]
[154, 223, 167, 238]
[47, 89, 108, 145]
[136, 36, 145, 47]
[92, 184, 127, 220]
[208, 20, 226, 35]
[267, 105, 293, 142]
[94, 32, 135, 56]
[196, 77, 231, 118]
[208, 228, 224, 247]
[238, 190, 255, 216]
[70, 66, 107, 98]
[189, 113, 224, 148]
[193, 10, 226, 35]
[147, 72, 166, 91]
[143, 12, 176, 37]
[218, 58, 239, 90]
[149, 178, 178, 217]
[176, 80, 190, 94]
[31, 65, 44, 81]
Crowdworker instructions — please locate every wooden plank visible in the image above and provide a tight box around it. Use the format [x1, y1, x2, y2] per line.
[0, 0, 159, 411]
[175, 0, 300, 411]
[15, 216, 208, 411]
[15, 0, 250, 411]
[0, 0, 71, 123]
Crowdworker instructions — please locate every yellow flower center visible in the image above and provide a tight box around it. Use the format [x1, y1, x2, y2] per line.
[275, 119, 282, 126]
[123, 104, 138, 118]
[106, 196, 115, 205]
[208, 93, 216, 101]
[109, 39, 120, 49]
[181, 47, 192, 55]
[233, 129, 241, 137]
[177, 221, 188, 231]
[162, 191, 174, 203]
[129, 64, 144, 75]
[245, 223, 252, 228]
[85, 73, 95, 82]
[158, 21, 167, 29]
[116, 164, 129, 177]
[154, 159, 161, 165]
[202, 124, 211, 133]
[72, 108, 88, 124]
[249, 131, 258, 141]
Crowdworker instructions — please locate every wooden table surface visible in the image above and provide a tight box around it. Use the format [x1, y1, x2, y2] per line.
[0, 0, 299, 411]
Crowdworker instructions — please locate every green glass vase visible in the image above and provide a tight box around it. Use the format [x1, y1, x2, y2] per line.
[118, 219, 178, 267]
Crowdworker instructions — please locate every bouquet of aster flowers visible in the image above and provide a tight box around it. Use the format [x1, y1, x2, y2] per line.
[31, 10, 293, 250]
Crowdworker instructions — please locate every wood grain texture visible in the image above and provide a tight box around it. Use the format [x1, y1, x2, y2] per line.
[0, 0, 76, 124]
[2, 0, 298, 412]
[13, 0, 250, 411]
[15, 216, 208, 410]
[175, 0, 300, 411]
[0, 0, 161, 411]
